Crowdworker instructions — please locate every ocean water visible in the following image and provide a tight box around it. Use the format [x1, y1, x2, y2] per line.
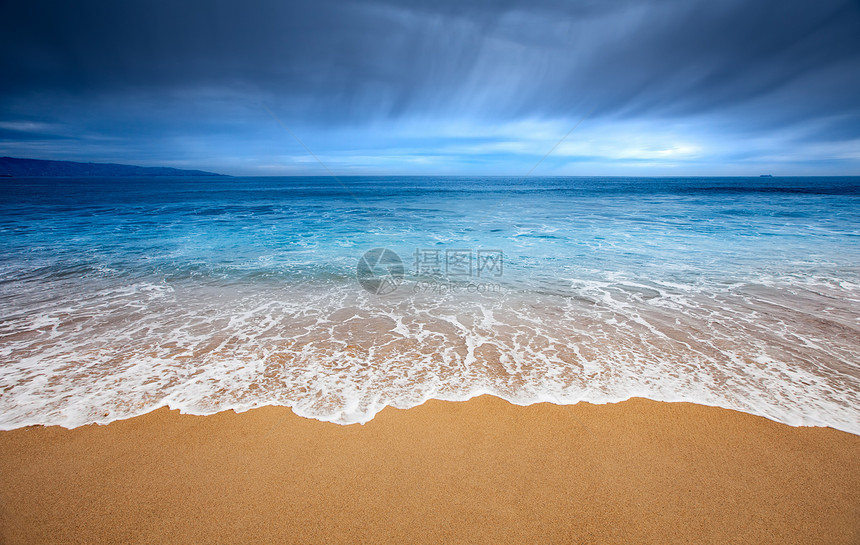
[1, 176, 858, 433]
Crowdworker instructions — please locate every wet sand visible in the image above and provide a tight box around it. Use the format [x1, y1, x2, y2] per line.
[1, 396, 858, 544]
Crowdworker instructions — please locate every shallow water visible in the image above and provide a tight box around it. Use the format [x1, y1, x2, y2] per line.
[1, 176, 858, 432]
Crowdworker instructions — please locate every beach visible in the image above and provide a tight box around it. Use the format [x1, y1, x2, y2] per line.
[3, 0, 860, 541]
[1, 176, 858, 543]
[1, 396, 858, 544]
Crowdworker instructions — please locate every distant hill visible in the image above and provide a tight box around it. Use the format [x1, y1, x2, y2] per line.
[0, 157, 226, 177]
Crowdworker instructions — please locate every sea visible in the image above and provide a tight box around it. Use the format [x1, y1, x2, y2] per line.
[1, 176, 858, 433]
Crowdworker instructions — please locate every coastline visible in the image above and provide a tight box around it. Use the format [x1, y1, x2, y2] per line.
[1, 396, 857, 544]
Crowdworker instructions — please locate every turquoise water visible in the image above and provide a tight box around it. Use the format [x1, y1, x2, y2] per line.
[1, 176, 858, 431]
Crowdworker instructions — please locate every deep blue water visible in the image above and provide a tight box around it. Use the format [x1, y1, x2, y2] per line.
[1, 176, 857, 288]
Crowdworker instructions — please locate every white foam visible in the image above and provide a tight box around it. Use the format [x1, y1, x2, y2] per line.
[1, 276, 858, 434]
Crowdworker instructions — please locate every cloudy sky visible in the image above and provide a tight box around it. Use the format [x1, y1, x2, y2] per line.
[1, 0, 859, 175]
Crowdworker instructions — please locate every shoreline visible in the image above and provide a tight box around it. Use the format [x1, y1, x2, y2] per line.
[1, 395, 858, 544]
[5, 391, 858, 435]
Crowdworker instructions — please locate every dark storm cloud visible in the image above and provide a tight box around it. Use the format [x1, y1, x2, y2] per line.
[0, 0, 858, 173]
[2, 0, 858, 120]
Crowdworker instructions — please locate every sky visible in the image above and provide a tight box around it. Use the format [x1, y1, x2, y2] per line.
[1, 0, 859, 176]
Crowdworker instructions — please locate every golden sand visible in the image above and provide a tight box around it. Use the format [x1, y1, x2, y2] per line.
[1, 396, 858, 544]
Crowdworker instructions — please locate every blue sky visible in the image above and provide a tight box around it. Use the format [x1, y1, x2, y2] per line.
[1, 0, 859, 176]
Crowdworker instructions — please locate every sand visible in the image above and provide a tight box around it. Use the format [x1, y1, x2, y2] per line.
[1, 396, 858, 544]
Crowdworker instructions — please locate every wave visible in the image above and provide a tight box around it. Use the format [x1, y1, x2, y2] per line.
[1, 276, 858, 434]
